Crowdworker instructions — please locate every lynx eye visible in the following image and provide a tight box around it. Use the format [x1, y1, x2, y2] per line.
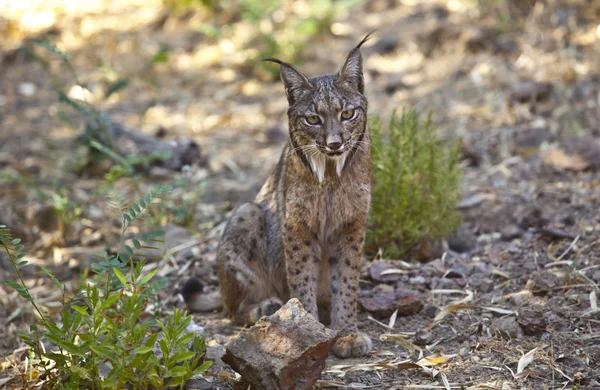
[341, 109, 355, 120]
[305, 115, 321, 125]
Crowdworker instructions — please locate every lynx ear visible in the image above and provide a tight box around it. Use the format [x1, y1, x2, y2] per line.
[336, 33, 373, 94]
[262, 58, 313, 104]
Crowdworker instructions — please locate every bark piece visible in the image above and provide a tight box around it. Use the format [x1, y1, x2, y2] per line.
[222, 298, 338, 390]
[359, 285, 423, 318]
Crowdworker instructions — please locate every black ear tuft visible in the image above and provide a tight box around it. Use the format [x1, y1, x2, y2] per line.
[261, 57, 285, 65]
[336, 32, 374, 94]
[355, 31, 376, 51]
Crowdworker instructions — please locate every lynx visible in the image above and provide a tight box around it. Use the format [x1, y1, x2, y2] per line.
[217, 35, 373, 358]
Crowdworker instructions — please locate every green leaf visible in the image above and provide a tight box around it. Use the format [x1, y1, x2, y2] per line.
[193, 360, 212, 374]
[71, 305, 89, 317]
[113, 268, 128, 286]
[150, 48, 169, 64]
[27, 38, 69, 59]
[169, 351, 195, 364]
[38, 264, 62, 290]
[132, 239, 141, 250]
[5, 280, 33, 301]
[133, 346, 153, 354]
[44, 333, 82, 356]
[11, 238, 21, 245]
[15, 245, 24, 252]
[137, 269, 158, 287]
[101, 293, 120, 310]
[18, 260, 28, 266]
[105, 78, 129, 98]
[166, 365, 188, 378]
[132, 202, 141, 213]
[124, 245, 134, 258]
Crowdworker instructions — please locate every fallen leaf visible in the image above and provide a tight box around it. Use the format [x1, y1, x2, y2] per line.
[517, 346, 545, 374]
[417, 354, 456, 367]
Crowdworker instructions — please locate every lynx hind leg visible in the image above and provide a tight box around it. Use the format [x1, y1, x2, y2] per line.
[217, 203, 283, 325]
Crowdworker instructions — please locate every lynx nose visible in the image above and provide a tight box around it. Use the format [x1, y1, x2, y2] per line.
[327, 141, 343, 150]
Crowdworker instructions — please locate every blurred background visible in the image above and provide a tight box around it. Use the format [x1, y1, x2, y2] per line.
[1, 0, 600, 385]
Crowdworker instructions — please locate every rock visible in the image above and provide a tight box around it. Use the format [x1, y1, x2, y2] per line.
[517, 309, 547, 335]
[592, 270, 600, 283]
[448, 228, 477, 253]
[515, 205, 548, 229]
[501, 224, 522, 240]
[526, 271, 561, 295]
[414, 330, 433, 346]
[422, 304, 438, 319]
[510, 81, 553, 104]
[369, 260, 406, 282]
[490, 317, 522, 339]
[359, 285, 423, 318]
[222, 298, 338, 390]
[514, 127, 554, 155]
[446, 263, 471, 278]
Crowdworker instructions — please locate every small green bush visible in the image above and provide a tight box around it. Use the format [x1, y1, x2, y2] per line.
[1, 187, 211, 389]
[367, 110, 463, 258]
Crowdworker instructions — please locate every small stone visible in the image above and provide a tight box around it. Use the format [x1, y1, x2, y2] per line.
[510, 81, 553, 104]
[446, 263, 471, 278]
[501, 224, 522, 240]
[422, 304, 439, 319]
[517, 309, 547, 335]
[18, 82, 37, 96]
[490, 317, 523, 340]
[359, 285, 423, 318]
[592, 270, 600, 283]
[222, 299, 338, 390]
[408, 275, 426, 285]
[448, 228, 477, 253]
[459, 347, 469, 356]
[526, 271, 561, 295]
[369, 260, 406, 282]
[414, 330, 432, 346]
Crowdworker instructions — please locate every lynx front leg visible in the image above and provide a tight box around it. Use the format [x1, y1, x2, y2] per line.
[284, 222, 321, 318]
[328, 221, 372, 358]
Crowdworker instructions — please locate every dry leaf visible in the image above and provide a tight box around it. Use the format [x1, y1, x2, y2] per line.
[543, 149, 589, 171]
[517, 346, 543, 374]
[388, 309, 398, 329]
[380, 333, 421, 355]
[417, 354, 456, 367]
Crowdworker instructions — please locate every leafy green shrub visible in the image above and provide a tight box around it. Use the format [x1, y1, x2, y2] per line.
[366, 110, 463, 258]
[0, 187, 211, 389]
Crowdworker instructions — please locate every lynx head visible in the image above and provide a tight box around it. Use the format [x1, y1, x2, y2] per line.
[264, 34, 371, 182]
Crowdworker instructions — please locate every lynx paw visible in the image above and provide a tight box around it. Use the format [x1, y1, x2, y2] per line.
[248, 297, 284, 323]
[332, 332, 373, 358]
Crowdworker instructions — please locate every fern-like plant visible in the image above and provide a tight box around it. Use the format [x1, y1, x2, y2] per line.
[1, 187, 212, 389]
[367, 110, 462, 258]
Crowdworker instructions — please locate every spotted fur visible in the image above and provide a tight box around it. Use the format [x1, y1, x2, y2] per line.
[216, 35, 374, 358]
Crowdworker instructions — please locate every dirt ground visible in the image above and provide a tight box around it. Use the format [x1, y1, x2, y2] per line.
[1, 0, 600, 388]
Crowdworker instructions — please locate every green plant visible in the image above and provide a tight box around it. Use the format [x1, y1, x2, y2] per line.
[367, 110, 463, 258]
[1, 187, 211, 389]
